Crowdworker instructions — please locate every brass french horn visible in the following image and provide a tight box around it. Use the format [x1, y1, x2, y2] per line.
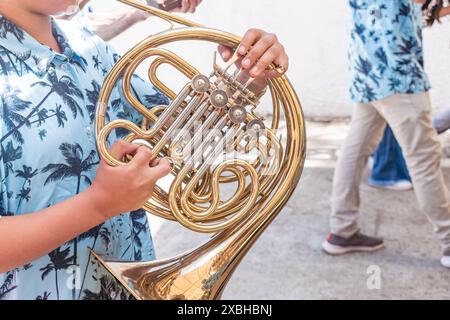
[93, 0, 306, 300]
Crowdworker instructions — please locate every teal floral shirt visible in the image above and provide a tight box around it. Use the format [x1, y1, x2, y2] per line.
[348, 0, 431, 103]
[0, 17, 168, 300]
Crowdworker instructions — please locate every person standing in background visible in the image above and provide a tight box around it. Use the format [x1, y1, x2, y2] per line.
[66, 0, 202, 41]
[368, 0, 450, 191]
[426, 1, 450, 134]
[322, 0, 450, 269]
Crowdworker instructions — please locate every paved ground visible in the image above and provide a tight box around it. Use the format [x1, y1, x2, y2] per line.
[150, 120, 450, 300]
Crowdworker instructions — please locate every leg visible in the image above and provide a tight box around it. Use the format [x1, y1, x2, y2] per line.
[330, 103, 386, 238]
[394, 133, 411, 182]
[370, 126, 411, 186]
[373, 93, 450, 252]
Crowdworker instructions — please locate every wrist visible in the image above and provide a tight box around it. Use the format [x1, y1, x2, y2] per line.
[442, 6, 450, 17]
[82, 186, 114, 222]
[130, 8, 150, 23]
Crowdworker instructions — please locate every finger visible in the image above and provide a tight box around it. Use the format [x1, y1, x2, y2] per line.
[241, 33, 277, 72]
[192, 0, 200, 9]
[79, 0, 90, 10]
[150, 158, 160, 168]
[109, 141, 140, 160]
[249, 43, 284, 77]
[237, 28, 264, 57]
[179, 0, 189, 13]
[218, 44, 233, 61]
[264, 52, 289, 78]
[188, 0, 196, 13]
[149, 159, 172, 180]
[130, 146, 154, 167]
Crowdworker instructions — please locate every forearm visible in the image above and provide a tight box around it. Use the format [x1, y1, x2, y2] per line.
[87, 9, 146, 41]
[0, 189, 105, 273]
[440, 6, 450, 17]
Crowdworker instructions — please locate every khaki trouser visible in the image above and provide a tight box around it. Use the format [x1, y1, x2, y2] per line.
[331, 93, 450, 252]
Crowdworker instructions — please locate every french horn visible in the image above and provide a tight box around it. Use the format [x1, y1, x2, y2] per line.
[93, 0, 306, 300]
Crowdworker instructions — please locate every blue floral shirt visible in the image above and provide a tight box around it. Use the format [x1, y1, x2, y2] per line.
[0, 17, 169, 300]
[348, 0, 431, 103]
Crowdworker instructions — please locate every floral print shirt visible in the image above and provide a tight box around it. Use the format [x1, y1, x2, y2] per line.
[0, 16, 169, 300]
[348, 0, 431, 103]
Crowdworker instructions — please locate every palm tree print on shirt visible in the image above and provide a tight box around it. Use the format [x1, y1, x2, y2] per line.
[29, 104, 68, 128]
[15, 165, 38, 211]
[0, 86, 32, 145]
[122, 209, 151, 261]
[1, 141, 23, 181]
[40, 246, 73, 300]
[0, 69, 84, 145]
[0, 14, 162, 300]
[42, 143, 98, 299]
[0, 55, 16, 76]
[36, 291, 51, 300]
[82, 275, 132, 300]
[0, 272, 17, 299]
[0, 17, 24, 42]
[0, 17, 25, 76]
[85, 80, 101, 121]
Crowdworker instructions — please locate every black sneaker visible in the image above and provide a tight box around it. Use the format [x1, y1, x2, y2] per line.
[322, 232, 384, 255]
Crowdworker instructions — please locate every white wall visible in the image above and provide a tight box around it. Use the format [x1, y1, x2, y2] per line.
[91, 0, 450, 119]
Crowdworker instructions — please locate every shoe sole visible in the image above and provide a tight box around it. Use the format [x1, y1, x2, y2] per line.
[367, 182, 413, 192]
[322, 241, 385, 256]
[441, 257, 450, 269]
